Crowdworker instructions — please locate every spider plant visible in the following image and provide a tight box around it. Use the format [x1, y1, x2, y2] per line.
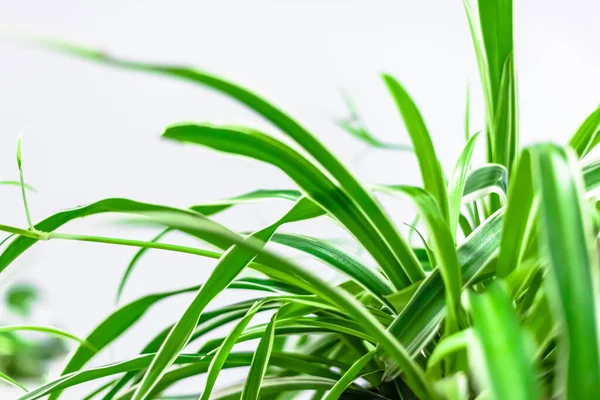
[2, 0, 600, 398]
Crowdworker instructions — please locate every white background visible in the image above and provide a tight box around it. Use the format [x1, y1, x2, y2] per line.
[1, 0, 599, 398]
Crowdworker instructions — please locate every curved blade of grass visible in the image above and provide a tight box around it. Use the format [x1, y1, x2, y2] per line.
[449, 133, 480, 239]
[0, 198, 205, 274]
[462, 164, 508, 204]
[0, 370, 28, 393]
[383, 74, 449, 222]
[496, 152, 534, 278]
[433, 373, 469, 400]
[426, 330, 470, 373]
[199, 317, 376, 354]
[337, 91, 413, 150]
[568, 105, 600, 158]
[323, 349, 376, 400]
[532, 143, 600, 398]
[118, 353, 346, 400]
[116, 188, 312, 302]
[241, 312, 278, 400]
[374, 185, 462, 335]
[404, 223, 435, 272]
[163, 123, 421, 287]
[492, 53, 518, 175]
[0, 180, 36, 192]
[462, 0, 493, 160]
[19, 352, 338, 400]
[130, 199, 320, 400]
[134, 211, 436, 399]
[54, 282, 280, 396]
[200, 302, 262, 400]
[38, 38, 422, 295]
[381, 210, 502, 378]
[211, 376, 376, 400]
[468, 281, 539, 400]
[0, 325, 94, 350]
[100, 301, 282, 400]
[270, 233, 393, 303]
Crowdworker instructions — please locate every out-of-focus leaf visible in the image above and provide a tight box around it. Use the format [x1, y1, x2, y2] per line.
[468, 281, 539, 400]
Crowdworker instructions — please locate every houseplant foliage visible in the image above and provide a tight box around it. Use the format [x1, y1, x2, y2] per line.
[2, 0, 600, 398]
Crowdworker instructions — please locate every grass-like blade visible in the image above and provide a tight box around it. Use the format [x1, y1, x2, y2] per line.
[116, 188, 306, 302]
[200, 302, 262, 400]
[568, 105, 600, 158]
[448, 133, 480, 239]
[492, 53, 518, 174]
[496, 152, 534, 278]
[130, 199, 315, 400]
[323, 349, 376, 400]
[0, 325, 94, 350]
[134, 211, 435, 399]
[532, 144, 600, 398]
[241, 312, 277, 400]
[163, 123, 421, 287]
[375, 185, 462, 335]
[337, 91, 413, 150]
[468, 281, 539, 400]
[383, 74, 449, 222]
[38, 38, 422, 296]
[270, 233, 394, 303]
[381, 211, 502, 378]
[0, 370, 28, 393]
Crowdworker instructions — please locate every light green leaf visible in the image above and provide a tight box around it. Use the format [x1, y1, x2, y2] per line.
[383, 74, 449, 222]
[468, 281, 539, 400]
[449, 133, 480, 239]
[568, 105, 600, 158]
[323, 350, 376, 400]
[241, 312, 278, 400]
[532, 144, 600, 398]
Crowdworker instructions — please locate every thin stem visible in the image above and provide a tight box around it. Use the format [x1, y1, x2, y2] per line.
[47, 231, 221, 259]
[0, 223, 43, 239]
[16, 136, 34, 230]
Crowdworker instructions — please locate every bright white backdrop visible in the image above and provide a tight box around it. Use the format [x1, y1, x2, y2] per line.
[1, 0, 599, 398]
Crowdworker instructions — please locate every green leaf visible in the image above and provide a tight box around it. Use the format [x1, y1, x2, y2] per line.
[200, 302, 262, 400]
[0, 325, 94, 350]
[532, 144, 600, 398]
[383, 74, 449, 221]
[375, 185, 462, 335]
[468, 281, 539, 400]
[270, 233, 394, 304]
[0, 370, 28, 393]
[462, 164, 508, 203]
[163, 123, 421, 288]
[135, 211, 435, 399]
[130, 199, 313, 400]
[241, 312, 278, 400]
[18, 352, 340, 400]
[496, 152, 534, 278]
[211, 377, 382, 400]
[337, 91, 413, 150]
[323, 349, 376, 400]
[381, 210, 502, 378]
[39, 38, 423, 294]
[568, 105, 600, 158]
[449, 133, 480, 239]
[492, 53, 518, 174]
[116, 188, 305, 302]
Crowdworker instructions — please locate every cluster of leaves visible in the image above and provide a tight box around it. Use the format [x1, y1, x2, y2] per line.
[2, 0, 600, 398]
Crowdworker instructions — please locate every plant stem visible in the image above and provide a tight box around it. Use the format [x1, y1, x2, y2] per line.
[16, 135, 34, 230]
[47, 232, 221, 259]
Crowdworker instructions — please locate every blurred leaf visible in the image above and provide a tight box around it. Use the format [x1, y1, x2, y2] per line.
[5, 283, 38, 317]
